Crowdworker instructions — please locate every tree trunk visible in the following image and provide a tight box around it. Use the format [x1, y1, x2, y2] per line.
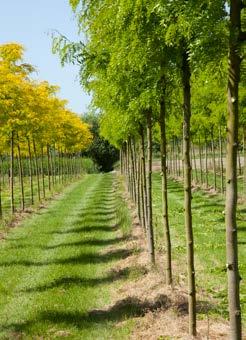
[50, 147, 55, 187]
[33, 139, 41, 202]
[192, 142, 198, 183]
[10, 131, 15, 214]
[205, 135, 209, 188]
[198, 136, 203, 185]
[211, 130, 217, 191]
[27, 138, 34, 205]
[225, 1, 242, 338]
[58, 149, 61, 184]
[146, 111, 155, 264]
[17, 138, 25, 211]
[140, 129, 148, 231]
[159, 76, 172, 285]
[130, 138, 137, 203]
[47, 145, 52, 191]
[219, 125, 224, 194]
[238, 147, 242, 175]
[182, 48, 196, 336]
[40, 146, 46, 198]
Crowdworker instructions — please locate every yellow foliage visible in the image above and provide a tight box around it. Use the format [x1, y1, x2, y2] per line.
[0, 42, 92, 156]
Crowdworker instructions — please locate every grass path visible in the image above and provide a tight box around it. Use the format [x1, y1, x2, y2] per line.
[0, 173, 131, 339]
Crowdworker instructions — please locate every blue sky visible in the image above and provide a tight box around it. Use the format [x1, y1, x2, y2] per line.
[0, 0, 91, 114]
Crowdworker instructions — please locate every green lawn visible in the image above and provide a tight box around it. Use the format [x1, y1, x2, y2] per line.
[0, 173, 133, 339]
[0, 171, 245, 338]
[152, 172, 246, 324]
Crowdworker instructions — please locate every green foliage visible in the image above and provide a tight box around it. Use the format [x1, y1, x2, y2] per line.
[83, 112, 119, 172]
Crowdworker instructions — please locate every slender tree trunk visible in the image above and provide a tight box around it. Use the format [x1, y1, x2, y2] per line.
[120, 148, 122, 174]
[198, 136, 203, 185]
[181, 139, 184, 180]
[50, 147, 55, 187]
[47, 145, 51, 191]
[211, 130, 217, 191]
[238, 147, 242, 175]
[192, 142, 198, 183]
[17, 139, 25, 211]
[182, 48, 196, 336]
[33, 139, 41, 202]
[140, 128, 148, 232]
[146, 111, 155, 264]
[0, 157, 4, 188]
[219, 125, 224, 194]
[10, 131, 15, 214]
[27, 138, 34, 205]
[205, 135, 209, 188]
[58, 149, 61, 184]
[130, 138, 137, 203]
[178, 139, 181, 177]
[225, 1, 242, 338]
[159, 76, 172, 284]
[136, 153, 141, 222]
[40, 146, 46, 198]
[61, 151, 64, 184]
[140, 153, 145, 230]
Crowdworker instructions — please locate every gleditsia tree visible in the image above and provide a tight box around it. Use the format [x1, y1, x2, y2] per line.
[152, 1, 227, 335]
[225, 1, 245, 338]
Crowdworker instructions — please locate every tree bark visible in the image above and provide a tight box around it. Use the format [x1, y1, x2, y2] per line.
[146, 111, 155, 264]
[182, 48, 196, 336]
[40, 146, 46, 198]
[27, 138, 34, 205]
[198, 136, 203, 185]
[140, 128, 148, 231]
[211, 129, 217, 191]
[192, 142, 198, 183]
[10, 131, 15, 214]
[219, 125, 224, 194]
[33, 139, 41, 202]
[159, 75, 172, 284]
[225, 1, 242, 338]
[17, 137, 25, 211]
[205, 135, 209, 188]
[47, 145, 52, 191]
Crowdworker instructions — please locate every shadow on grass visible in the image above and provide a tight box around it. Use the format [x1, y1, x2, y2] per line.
[1, 294, 171, 333]
[0, 248, 133, 267]
[43, 235, 131, 250]
[78, 209, 116, 218]
[48, 223, 120, 235]
[175, 300, 220, 316]
[20, 265, 146, 293]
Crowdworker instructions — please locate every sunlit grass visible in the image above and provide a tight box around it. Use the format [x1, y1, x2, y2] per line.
[152, 173, 246, 324]
[0, 173, 133, 339]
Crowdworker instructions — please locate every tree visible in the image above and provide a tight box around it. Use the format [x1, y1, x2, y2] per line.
[225, 1, 245, 338]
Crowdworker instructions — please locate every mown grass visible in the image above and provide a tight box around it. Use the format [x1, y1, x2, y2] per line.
[152, 172, 246, 324]
[0, 173, 134, 339]
[0, 157, 97, 220]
